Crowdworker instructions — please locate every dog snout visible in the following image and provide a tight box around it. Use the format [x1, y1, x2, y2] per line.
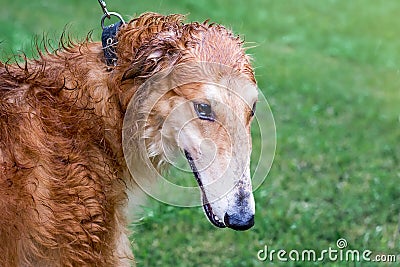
[222, 185, 255, 230]
[224, 212, 254, 231]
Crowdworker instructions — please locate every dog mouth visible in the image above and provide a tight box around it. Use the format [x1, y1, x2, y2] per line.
[184, 150, 226, 228]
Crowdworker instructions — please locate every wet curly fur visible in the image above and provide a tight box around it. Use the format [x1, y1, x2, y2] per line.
[0, 13, 254, 266]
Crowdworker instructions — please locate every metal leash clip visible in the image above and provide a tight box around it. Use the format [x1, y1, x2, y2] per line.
[98, 0, 125, 28]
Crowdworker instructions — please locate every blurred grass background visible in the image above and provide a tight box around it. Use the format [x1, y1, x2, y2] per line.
[1, 0, 399, 266]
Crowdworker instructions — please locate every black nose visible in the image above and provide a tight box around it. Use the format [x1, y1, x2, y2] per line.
[224, 212, 254, 231]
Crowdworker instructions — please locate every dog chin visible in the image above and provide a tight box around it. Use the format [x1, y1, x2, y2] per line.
[201, 194, 226, 228]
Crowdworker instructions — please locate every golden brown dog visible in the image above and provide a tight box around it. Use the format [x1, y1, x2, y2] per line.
[0, 13, 258, 266]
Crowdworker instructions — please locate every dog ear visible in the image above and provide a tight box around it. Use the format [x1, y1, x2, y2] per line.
[121, 60, 145, 81]
[122, 47, 180, 81]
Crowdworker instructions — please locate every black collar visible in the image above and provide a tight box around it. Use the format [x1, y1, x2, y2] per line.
[101, 20, 124, 66]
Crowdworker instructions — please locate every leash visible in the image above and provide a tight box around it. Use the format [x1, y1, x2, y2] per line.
[97, 0, 125, 66]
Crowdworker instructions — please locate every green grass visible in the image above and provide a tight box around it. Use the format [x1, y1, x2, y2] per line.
[1, 0, 399, 266]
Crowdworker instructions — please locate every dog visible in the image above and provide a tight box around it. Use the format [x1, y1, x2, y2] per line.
[0, 12, 258, 266]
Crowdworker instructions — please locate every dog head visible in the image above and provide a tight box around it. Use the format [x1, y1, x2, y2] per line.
[120, 13, 257, 231]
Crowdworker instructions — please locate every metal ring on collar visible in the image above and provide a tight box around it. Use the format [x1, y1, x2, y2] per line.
[101, 12, 125, 29]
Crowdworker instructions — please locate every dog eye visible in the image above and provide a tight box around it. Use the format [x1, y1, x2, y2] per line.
[193, 102, 214, 121]
[250, 102, 257, 117]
